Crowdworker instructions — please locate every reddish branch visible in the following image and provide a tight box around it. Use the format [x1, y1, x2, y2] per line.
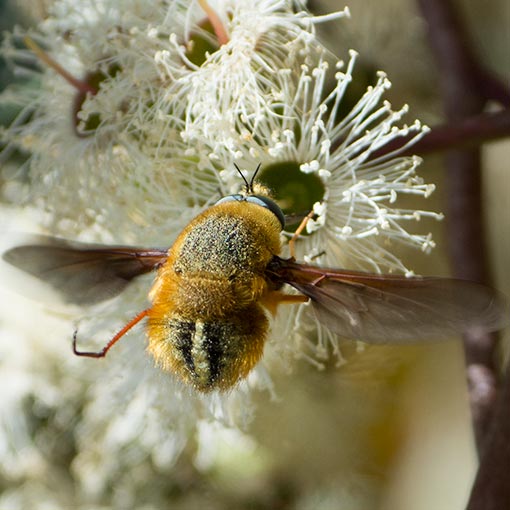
[373, 109, 510, 158]
[467, 360, 510, 509]
[416, 0, 510, 508]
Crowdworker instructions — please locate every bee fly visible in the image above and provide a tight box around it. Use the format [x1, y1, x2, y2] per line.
[3, 165, 507, 391]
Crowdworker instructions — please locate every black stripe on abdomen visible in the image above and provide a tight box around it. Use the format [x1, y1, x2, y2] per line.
[200, 322, 226, 386]
[168, 319, 235, 390]
[167, 320, 196, 376]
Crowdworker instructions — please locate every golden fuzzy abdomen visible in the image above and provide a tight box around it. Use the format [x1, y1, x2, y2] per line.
[147, 301, 268, 391]
[146, 201, 282, 391]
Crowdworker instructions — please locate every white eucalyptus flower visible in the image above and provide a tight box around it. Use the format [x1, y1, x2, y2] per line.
[204, 51, 442, 365]
[154, 0, 349, 155]
[213, 52, 441, 272]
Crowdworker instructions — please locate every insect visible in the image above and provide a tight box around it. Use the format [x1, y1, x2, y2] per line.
[3, 167, 507, 392]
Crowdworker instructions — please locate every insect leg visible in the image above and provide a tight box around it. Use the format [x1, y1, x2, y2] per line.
[73, 308, 150, 358]
[288, 210, 316, 259]
[262, 290, 308, 316]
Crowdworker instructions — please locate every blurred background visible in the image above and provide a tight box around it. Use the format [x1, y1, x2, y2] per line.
[0, 0, 509, 509]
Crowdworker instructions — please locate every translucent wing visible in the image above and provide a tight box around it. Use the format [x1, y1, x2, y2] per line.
[3, 235, 168, 305]
[267, 257, 508, 343]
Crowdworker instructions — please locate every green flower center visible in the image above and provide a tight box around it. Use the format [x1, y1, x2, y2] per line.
[258, 161, 325, 231]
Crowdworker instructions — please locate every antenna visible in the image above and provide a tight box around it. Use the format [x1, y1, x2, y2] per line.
[250, 163, 262, 190]
[233, 163, 251, 192]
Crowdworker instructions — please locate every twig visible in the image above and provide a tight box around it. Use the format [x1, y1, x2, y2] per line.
[466, 361, 510, 510]
[417, 0, 508, 457]
[372, 109, 510, 158]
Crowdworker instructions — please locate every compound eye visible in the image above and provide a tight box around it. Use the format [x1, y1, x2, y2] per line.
[247, 195, 285, 229]
[215, 194, 244, 206]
